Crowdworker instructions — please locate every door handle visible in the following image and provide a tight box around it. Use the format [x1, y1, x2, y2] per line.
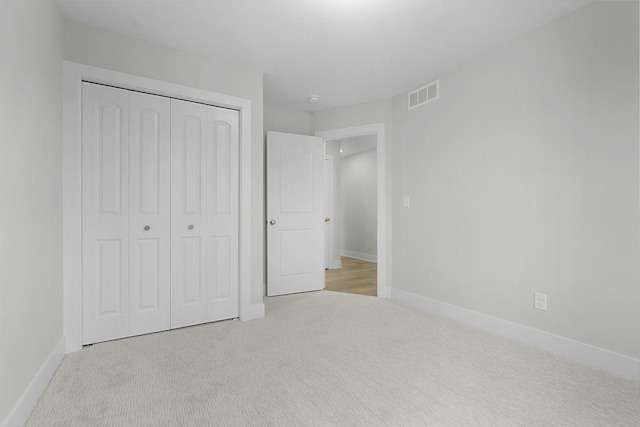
[144, 225, 150, 231]
[269, 219, 276, 225]
[325, 217, 330, 222]
[188, 225, 194, 230]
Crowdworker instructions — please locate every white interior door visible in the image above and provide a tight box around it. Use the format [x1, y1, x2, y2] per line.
[82, 83, 131, 344]
[129, 91, 171, 336]
[266, 131, 325, 296]
[171, 100, 239, 328]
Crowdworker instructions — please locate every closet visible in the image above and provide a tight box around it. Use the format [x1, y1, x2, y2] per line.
[81, 82, 239, 345]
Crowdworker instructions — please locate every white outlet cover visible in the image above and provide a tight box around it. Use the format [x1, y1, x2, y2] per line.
[534, 292, 547, 311]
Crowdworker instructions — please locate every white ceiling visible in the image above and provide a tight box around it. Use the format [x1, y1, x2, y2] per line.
[57, 0, 592, 113]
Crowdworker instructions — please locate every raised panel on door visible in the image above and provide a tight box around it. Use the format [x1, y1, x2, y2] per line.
[82, 82, 130, 344]
[266, 131, 325, 296]
[206, 107, 239, 321]
[129, 92, 171, 336]
[171, 99, 208, 328]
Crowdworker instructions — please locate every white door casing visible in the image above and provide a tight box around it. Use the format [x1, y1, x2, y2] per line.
[266, 131, 325, 296]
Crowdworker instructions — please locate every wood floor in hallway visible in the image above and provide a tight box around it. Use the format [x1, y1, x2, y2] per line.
[325, 256, 377, 296]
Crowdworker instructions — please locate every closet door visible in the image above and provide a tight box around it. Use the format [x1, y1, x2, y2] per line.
[82, 83, 131, 344]
[129, 92, 171, 336]
[206, 107, 240, 322]
[171, 99, 209, 328]
[83, 85, 240, 341]
[83, 84, 172, 344]
[171, 100, 240, 328]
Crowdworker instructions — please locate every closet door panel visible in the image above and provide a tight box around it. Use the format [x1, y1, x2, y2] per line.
[182, 237, 204, 302]
[82, 83, 130, 344]
[206, 108, 240, 321]
[129, 92, 171, 335]
[171, 99, 208, 328]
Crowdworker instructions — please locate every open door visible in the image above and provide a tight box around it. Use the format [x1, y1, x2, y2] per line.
[266, 131, 325, 296]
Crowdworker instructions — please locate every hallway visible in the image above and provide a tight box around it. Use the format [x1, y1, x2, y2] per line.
[325, 256, 377, 296]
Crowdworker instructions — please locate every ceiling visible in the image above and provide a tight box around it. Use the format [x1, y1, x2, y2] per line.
[57, 0, 592, 113]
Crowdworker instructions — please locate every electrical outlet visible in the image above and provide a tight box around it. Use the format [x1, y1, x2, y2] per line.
[534, 292, 547, 311]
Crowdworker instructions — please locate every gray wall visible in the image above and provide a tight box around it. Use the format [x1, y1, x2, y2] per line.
[2, 3, 637, 421]
[264, 104, 311, 136]
[392, 1, 639, 359]
[0, 0, 63, 422]
[341, 148, 377, 259]
[64, 20, 266, 306]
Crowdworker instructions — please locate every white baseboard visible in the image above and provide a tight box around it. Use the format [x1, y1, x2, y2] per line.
[328, 259, 342, 269]
[391, 288, 640, 382]
[340, 250, 377, 263]
[2, 336, 66, 427]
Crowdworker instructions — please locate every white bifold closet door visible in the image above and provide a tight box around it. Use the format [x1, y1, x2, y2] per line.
[82, 83, 172, 345]
[170, 99, 239, 329]
[82, 83, 239, 345]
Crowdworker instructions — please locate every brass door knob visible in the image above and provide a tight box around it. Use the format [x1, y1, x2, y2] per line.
[325, 217, 330, 222]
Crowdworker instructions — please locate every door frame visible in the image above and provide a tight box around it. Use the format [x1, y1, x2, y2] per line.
[315, 123, 388, 298]
[63, 61, 259, 353]
[324, 154, 337, 269]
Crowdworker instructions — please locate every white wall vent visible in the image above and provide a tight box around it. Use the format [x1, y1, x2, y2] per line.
[408, 80, 439, 110]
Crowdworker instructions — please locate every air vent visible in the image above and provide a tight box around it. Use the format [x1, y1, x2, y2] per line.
[408, 80, 439, 110]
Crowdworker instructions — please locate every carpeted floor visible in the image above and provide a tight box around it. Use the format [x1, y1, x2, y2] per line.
[26, 291, 640, 426]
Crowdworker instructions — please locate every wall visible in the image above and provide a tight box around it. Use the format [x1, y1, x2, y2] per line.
[339, 134, 377, 157]
[264, 104, 311, 136]
[64, 20, 265, 305]
[311, 99, 393, 285]
[0, 0, 63, 423]
[392, 1, 639, 359]
[341, 148, 377, 260]
[311, 99, 392, 136]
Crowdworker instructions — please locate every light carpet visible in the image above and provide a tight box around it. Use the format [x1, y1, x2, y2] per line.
[26, 291, 640, 426]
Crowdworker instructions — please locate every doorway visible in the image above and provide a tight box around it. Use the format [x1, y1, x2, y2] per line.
[316, 123, 386, 298]
[325, 256, 377, 296]
[324, 135, 378, 296]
